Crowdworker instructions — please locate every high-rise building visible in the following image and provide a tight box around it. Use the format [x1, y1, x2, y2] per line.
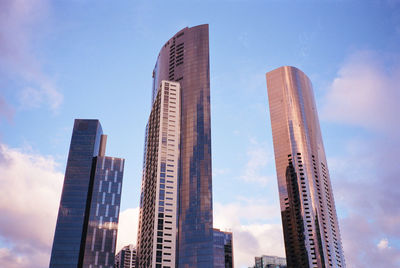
[213, 228, 234, 268]
[137, 24, 213, 267]
[254, 255, 286, 268]
[49, 119, 124, 268]
[137, 80, 181, 267]
[115, 244, 137, 268]
[266, 66, 345, 268]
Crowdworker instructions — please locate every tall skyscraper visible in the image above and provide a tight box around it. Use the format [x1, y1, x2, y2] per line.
[213, 228, 234, 268]
[266, 66, 345, 268]
[115, 244, 137, 268]
[50, 119, 124, 268]
[137, 80, 181, 267]
[137, 24, 213, 267]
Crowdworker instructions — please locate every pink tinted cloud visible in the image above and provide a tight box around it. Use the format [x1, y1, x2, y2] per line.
[322, 50, 400, 136]
[323, 50, 400, 267]
[0, 144, 140, 267]
[341, 214, 400, 267]
[331, 144, 400, 268]
[0, 0, 63, 112]
[0, 144, 63, 268]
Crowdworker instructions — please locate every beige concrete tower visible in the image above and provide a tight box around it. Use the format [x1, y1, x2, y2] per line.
[137, 80, 180, 268]
[266, 66, 345, 268]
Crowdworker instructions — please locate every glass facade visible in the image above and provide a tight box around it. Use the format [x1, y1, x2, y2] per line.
[213, 229, 233, 268]
[254, 255, 287, 268]
[266, 66, 345, 268]
[140, 24, 213, 267]
[50, 119, 124, 268]
[82, 156, 124, 267]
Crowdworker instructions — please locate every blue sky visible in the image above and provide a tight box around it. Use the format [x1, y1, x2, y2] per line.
[0, 0, 399, 267]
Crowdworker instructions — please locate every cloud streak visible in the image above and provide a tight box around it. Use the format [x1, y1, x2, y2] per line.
[0, 0, 63, 112]
[241, 141, 274, 186]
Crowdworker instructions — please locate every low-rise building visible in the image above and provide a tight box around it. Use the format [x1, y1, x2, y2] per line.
[115, 244, 136, 268]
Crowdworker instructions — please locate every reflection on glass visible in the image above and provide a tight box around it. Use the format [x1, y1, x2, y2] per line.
[50, 119, 124, 267]
[266, 67, 346, 268]
[137, 25, 214, 267]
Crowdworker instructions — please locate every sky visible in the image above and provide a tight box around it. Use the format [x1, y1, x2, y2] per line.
[0, 0, 399, 267]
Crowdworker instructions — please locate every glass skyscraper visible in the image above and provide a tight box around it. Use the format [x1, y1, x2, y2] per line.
[137, 24, 213, 267]
[50, 119, 124, 268]
[266, 66, 345, 268]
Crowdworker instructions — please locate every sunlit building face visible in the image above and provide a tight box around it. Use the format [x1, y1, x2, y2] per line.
[137, 24, 214, 268]
[266, 66, 346, 268]
[137, 81, 180, 268]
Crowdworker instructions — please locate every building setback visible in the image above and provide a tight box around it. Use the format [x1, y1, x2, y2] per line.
[266, 66, 345, 268]
[49, 119, 124, 268]
[137, 24, 213, 267]
[115, 244, 137, 268]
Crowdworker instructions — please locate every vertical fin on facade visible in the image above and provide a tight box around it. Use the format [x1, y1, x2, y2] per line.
[99, 134, 107, 157]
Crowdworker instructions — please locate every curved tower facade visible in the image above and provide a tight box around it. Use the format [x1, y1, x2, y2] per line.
[266, 66, 345, 268]
[137, 25, 213, 267]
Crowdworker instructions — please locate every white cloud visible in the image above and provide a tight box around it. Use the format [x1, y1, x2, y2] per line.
[0, 143, 63, 268]
[213, 168, 230, 178]
[116, 207, 139, 253]
[0, 0, 63, 112]
[19, 84, 62, 111]
[214, 199, 280, 227]
[214, 201, 284, 268]
[377, 238, 390, 250]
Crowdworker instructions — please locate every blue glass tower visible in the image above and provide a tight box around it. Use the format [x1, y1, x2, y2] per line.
[50, 119, 124, 267]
